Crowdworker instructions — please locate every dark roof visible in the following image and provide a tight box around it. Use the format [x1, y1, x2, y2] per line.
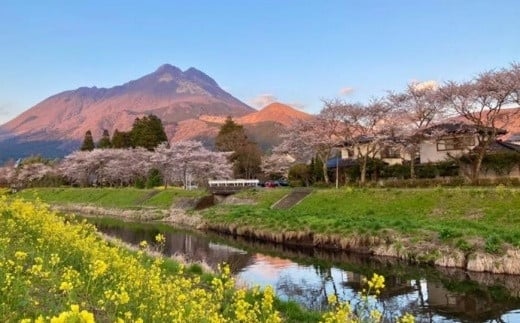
[488, 140, 520, 153]
[340, 135, 408, 147]
[507, 133, 520, 142]
[326, 156, 358, 168]
[420, 122, 507, 136]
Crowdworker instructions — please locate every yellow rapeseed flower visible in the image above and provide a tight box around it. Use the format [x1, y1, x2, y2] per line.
[14, 251, 28, 261]
[155, 233, 166, 244]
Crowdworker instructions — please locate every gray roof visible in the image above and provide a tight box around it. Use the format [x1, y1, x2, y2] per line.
[420, 122, 507, 136]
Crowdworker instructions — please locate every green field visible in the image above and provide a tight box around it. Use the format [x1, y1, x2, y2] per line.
[16, 187, 205, 210]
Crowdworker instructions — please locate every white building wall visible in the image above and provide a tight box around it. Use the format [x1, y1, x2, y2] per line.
[419, 138, 477, 163]
[419, 140, 445, 163]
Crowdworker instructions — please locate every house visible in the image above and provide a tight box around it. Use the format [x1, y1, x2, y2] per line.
[418, 123, 507, 164]
[338, 135, 412, 166]
[326, 123, 520, 180]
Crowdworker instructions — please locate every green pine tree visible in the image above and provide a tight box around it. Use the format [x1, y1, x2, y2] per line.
[215, 117, 248, 152]
[111, 129, 132, 149]
[130, 115, 168, 150]
[80, 130, 95, 151]
[97, 129, 112, 149]
[215, 117, 262, 178]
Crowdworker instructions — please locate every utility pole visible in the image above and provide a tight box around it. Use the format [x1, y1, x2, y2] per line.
[335, 152, 339, 189]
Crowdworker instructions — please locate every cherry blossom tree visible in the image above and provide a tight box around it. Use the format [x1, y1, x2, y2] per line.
[0, 166, 16, 187]
[15, 162, 56, 187]
[277, 104, 344, 184]
[59, 148, 152, 186]
[261, 145, 296, 179]
[153, 141, 232, 189]
[322, 98, 395, 184]
[386, 81, 445, 178]
[439, 66, 520, 182]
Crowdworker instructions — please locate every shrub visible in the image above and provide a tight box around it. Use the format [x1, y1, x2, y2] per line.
[288, 163, 311, 186]
[485, 234, 503, 254]
[145, 168, 163, 188]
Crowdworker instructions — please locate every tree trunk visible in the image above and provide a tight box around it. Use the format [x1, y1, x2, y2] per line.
[471, 153, 485, 184]
[409, 145, 417, 179]
[360, 156, 368, 185]
[321, 157, 330, 184]
[471, 142, 488, 184]
[410, 158, 416, 179]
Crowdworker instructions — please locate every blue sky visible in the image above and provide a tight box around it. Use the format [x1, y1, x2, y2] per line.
[1, 0, 519, 124]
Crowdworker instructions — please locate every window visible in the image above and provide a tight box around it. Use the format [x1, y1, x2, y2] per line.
[436, 136, 475, 151]
[381, 146, 401, 158]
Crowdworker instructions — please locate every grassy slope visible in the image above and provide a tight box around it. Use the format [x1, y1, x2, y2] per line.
[203, 187, 520, 250]
[16, 187, 205, 210]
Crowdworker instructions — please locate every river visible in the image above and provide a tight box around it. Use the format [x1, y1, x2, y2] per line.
[90, 218, 520, 322]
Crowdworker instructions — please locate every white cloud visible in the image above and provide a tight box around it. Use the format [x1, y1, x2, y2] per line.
[248, 94, 278, 109]
[410, 80, 438, 91]
[287, 102, 306, 111]
[339, 87, 354, 96]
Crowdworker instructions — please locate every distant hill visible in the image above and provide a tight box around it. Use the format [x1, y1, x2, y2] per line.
[238, 102, 313, 126]
[448, 107, 520, 140]
[175, 102, 312, 151]
[497, 107, 520, 139]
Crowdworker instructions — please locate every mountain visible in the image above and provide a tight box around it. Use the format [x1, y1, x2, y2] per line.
[0, 64, 254, 142]
[173, 102, 313, 150]
[237, 102, 313, 126]
[198, 102, 312, 127]
[497, 107, 520, 140]
[0, 63, 313, 162]
[448, 107, 520, 140]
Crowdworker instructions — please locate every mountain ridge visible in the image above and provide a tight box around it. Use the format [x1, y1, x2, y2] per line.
[0, 64, 254, 141]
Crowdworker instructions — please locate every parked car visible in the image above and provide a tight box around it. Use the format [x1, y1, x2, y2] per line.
[264, 180, 279, 188]
[276, 178, 289, 186]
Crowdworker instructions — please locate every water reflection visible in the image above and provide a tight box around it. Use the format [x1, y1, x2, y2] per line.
[99, 224, 254, 272]
[92, 219, 520, 322]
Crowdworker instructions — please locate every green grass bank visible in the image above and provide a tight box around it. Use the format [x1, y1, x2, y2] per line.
[16, 187, 205, 210]
[200, 187, 520, 274]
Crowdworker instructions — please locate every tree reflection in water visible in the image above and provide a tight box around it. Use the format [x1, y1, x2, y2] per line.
[91, 219, 520, 323]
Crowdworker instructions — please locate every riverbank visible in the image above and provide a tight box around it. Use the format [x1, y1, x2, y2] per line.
[16, 186, 520, 275]
[197, 187, 520, 275]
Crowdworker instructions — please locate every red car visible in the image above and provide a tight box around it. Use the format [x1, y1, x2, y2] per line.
[264, 180, 279, 188]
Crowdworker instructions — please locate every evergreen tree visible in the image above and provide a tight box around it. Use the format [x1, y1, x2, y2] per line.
[97, 129, 112, 149]
[215, 117, 262, 178]
[312, 156, 325, 182]
[130, 115, 168, 150]
[233, 141, 263, 179]
[111, 129, 132, 149]
[80, 130, 95, 151]
[215, 117, 248, 152]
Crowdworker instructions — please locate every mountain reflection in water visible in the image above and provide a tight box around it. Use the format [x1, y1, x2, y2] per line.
[93, 219, 520, 322]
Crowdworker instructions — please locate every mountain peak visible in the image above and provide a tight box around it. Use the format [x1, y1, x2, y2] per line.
[183, 67, 219, 87]
[155, 64, 182, 74]
[261, 102, 294, 111]
[238, 102, 313, 126]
